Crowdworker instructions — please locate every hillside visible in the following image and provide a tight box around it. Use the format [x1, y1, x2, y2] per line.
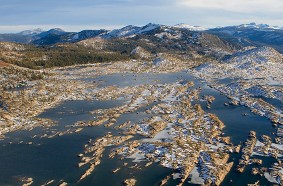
[79, 24, 239, 60]
[207, 23, 283, 53]
[0, 23, 242, 69]
[0, 42, 130, 69]
[225, 46, 282, 64]
[195, 46, 283, 79]
[0, 62, 44, 91]
[0, 23, 282, 56]
[2, 23, 282, 71]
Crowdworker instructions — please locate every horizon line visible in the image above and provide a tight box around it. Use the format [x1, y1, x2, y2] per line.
[0, 22, 282, 34]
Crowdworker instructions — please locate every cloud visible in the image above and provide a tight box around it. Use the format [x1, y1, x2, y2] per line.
[0, 0, 282, 32]
[178, 0, 283, 13]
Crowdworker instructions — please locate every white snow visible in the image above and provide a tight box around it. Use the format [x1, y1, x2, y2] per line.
[271, 143, 283, 151]
[255, 140, 265, 147]
[127, 151, 146, 162]
[174, 23, 206, 31]
[188, 167, 205, 185]
[143, 123, 175, 142]
[264, 172, 278, 184]
[172, 173, 181, 179]
[139, 23, 160, 33]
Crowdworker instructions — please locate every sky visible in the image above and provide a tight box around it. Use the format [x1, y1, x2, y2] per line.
[0, 0, 282, 33]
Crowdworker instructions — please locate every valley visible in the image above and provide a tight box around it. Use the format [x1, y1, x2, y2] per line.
[0, 23, 282, 186]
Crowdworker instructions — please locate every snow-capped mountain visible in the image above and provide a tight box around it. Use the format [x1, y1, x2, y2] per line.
[139, 23, 161, 33]
[101, 25, 141, 39]
[207, 23, 283, 53]
[72, 29, 107, 41]
[237, 22, 282, 30]
[0, 22, 282, 52]
[79, 23, 237, 60]
[209, 23, 283, 36]
[32, 29, 108, 45]
[37, 28, 66, 38]
[174, 23, 206, 31]
[18, 28, 44, 36]
[212, 23, 282, 33]
[101, 23, 161, 39]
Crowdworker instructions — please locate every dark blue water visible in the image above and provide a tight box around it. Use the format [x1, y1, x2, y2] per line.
[199, 85, 276, 186]
[200, 85, 275, 144]
[0, 72, 277, 186]
[254, 96, 282, 110]
[0, 100, 126, 185]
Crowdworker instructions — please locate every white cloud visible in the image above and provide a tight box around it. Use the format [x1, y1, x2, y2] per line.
[178, 0, 283, 13]
[0, 0, 282, 32]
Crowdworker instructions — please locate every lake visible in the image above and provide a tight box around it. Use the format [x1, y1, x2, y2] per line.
[0, 72, 276, 186]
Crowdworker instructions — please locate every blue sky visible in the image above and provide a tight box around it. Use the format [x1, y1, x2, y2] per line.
[0, 0, 282, 33]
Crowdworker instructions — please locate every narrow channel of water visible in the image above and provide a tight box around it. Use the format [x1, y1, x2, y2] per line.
[199, 85, 276, 186]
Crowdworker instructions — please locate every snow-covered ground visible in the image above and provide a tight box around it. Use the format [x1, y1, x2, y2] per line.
[193, 46, 283, 124]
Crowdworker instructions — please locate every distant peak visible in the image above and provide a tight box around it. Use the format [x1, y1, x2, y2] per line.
[139, 23, 161, 32]
[238, 23, 281, 30]
[240, 22, 268, 28]
[142, 23, 162, 29]
[48, 28, 65, 32]
[145, 23, 160, 26]
[33, 28, 44, 32]
[19, 28, 44, 35]
[174, 23, 206, 31]
[120, 25, 140, 30]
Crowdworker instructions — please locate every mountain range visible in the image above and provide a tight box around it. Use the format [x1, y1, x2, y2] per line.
[0, 23, 282, 53]
[207, 23, 283, 53]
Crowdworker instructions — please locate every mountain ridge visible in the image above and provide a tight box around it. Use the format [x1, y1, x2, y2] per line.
[0, 22, 282, 54]
[207, 23, 283, 53]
